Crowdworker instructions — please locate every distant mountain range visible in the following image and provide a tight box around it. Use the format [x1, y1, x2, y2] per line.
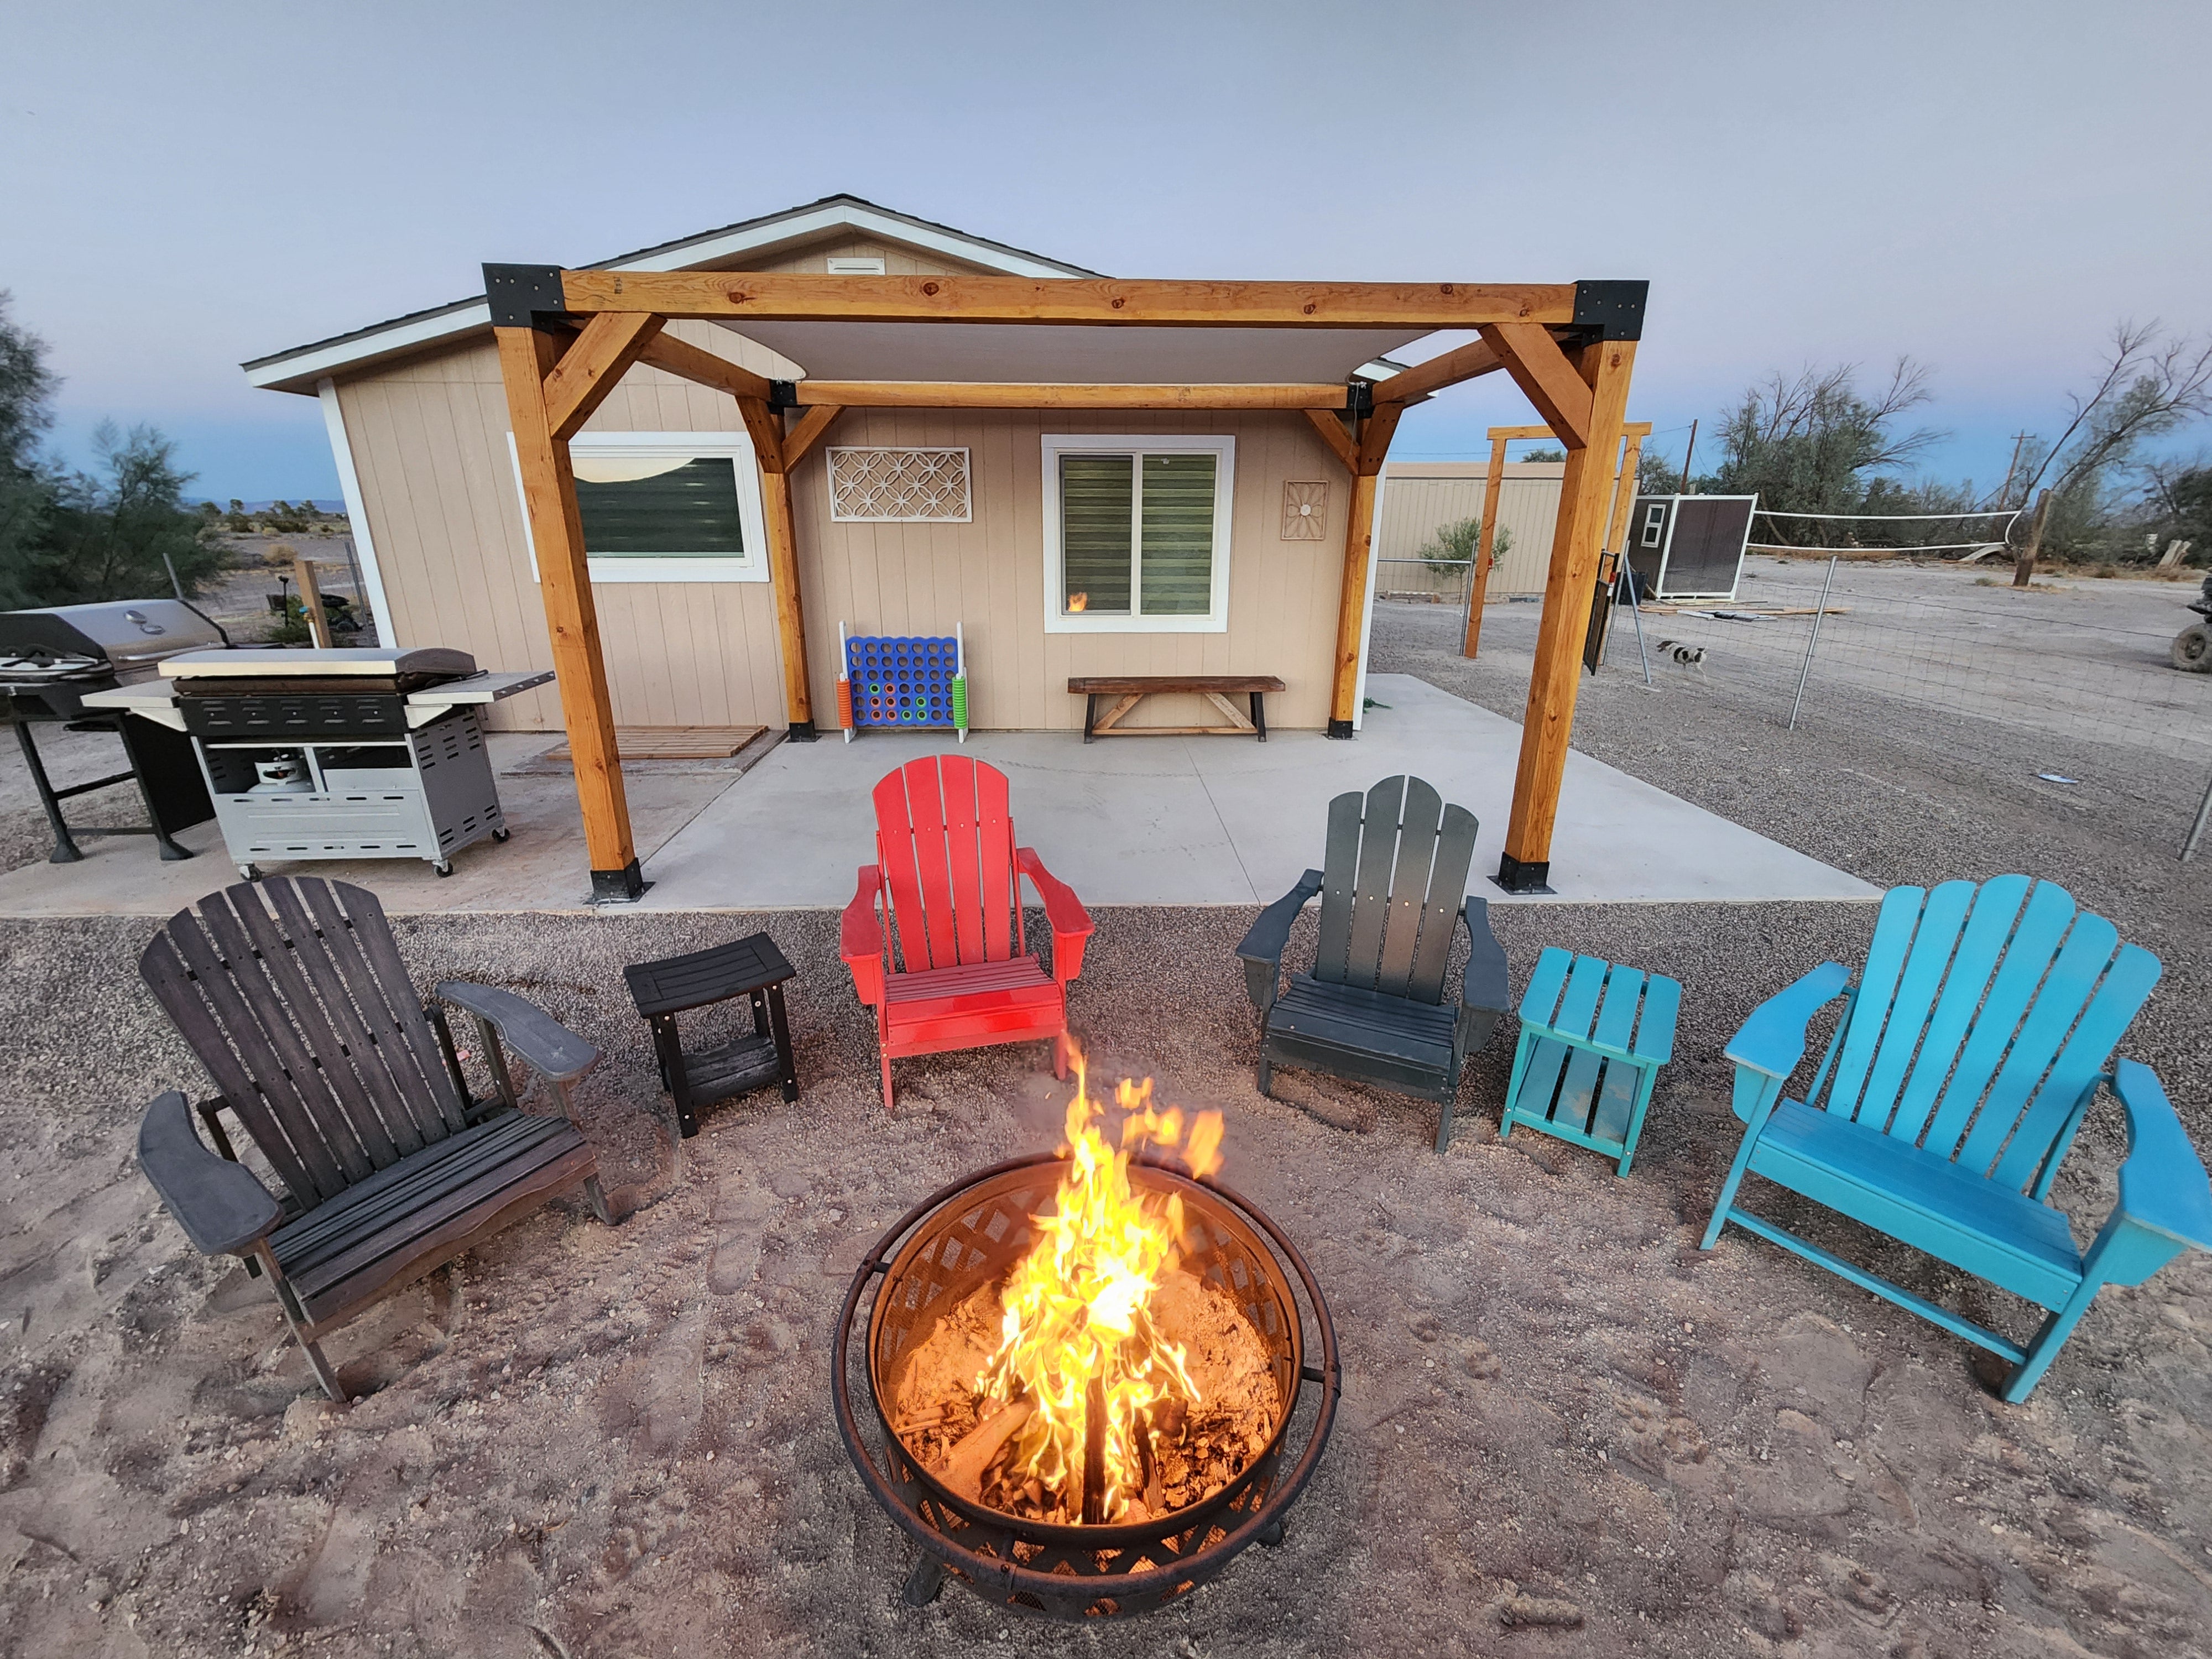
[187, 499, 347, 514]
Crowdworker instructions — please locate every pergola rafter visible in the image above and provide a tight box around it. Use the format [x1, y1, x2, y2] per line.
[485, 263, 1646, 900]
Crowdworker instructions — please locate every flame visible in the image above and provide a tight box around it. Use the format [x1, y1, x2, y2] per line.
[1067, 591, 1088, 613]
[972, 1047, 1223, 1521]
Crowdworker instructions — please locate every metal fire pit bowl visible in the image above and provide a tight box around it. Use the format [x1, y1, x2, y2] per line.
[833, 1151, 1340, 1619]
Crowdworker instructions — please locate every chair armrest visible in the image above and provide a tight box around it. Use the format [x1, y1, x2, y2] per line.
[1723, 962, 1853, 1083]
[1454, 896, 1512, 1056]
[2110, 1060, 2212, 1261]
[842, 865, 886, 1005]
[1237, 869, 1323, 1014]
[1016, 847, 1093, 984]
[435, 982, 600, 1086]
[137, 1091, 281, 1256]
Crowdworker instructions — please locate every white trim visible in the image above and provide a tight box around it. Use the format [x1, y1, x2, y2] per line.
[251, 304, 492, 390]
[1040, 434, 1235, 634]
[317, 378, 399, 644]
[505, 431, 770, 584]
[247, 204, 1083, 390]
[613, 202, 1078, 279]
[1353, 469, 1385, 731]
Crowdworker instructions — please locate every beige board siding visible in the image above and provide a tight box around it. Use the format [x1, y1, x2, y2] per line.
[333, 319, 796, 732]
[1375, 462, 1564, 597]
[796, 410, 1350, 731]
[329, 231, 1350, 735]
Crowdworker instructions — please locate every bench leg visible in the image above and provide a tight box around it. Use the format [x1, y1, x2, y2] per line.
[1251, 691, 1267, 742]
[767, 981, 799, 1102]
[1083, 693, 1097, 743]
[1435, 1093, 1456, 1154]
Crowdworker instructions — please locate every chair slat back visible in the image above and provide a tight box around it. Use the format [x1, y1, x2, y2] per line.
[1313, 775, 1478, 1004]
[872, 756, 1020, 973]
[139, 878, 468, 1209]
[1822, 876, 2161, 1193]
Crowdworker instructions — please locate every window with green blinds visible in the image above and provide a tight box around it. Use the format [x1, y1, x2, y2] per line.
[1060, 453, 1134, 614]
[575, 457, 745, 556]
[1056, 450, 1219, 618]
[1139, 453, 1215, 615]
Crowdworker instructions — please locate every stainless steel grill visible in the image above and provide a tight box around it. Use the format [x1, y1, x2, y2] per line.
[0, 599, 228, 863]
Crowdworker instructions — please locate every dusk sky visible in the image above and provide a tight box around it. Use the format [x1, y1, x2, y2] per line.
[7, 1, 2208, 500]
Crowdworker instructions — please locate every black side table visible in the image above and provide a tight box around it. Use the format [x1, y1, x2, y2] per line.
[623, 933, 799, 1138]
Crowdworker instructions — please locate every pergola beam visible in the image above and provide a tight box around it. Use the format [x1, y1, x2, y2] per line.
[1369, 339, 1505, 405]
[1479, 322, 1597, 448]
[1302, 409, 1360, 472]
[557, 270, 1579, 329]
[633, 331, 778, 403]
[780, 404, 843, 471]
[789, 380, 1350, 410]
[544, 312, 665, 441]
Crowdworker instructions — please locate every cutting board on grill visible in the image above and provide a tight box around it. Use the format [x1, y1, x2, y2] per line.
[541, 726, 767, 763]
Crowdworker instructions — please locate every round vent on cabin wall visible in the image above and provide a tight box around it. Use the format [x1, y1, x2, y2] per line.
[1281, 481, 1329, 541]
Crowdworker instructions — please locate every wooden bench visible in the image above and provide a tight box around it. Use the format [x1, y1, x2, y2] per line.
[1068, 675, 1286, 743]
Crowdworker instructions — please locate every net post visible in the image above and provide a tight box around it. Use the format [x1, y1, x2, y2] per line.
[1787, 554, 1840, 731]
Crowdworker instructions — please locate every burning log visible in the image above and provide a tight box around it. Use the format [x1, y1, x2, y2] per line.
[938, 1395, 1034, 1504]
[1082, 1375, 1109, 1525]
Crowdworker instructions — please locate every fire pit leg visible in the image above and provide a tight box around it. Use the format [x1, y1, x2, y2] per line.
[1256, 1519, 1286, 1547]
[901, 1555, 948, 1606]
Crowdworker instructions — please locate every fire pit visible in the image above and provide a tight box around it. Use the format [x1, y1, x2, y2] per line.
[832, 1070, 1338, 1619]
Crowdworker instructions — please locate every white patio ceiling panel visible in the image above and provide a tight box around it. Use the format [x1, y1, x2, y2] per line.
[714, 320, 1435, 384]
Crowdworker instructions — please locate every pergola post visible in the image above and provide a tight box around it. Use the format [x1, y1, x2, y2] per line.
[1325, 395, 1404, 737]
[1496, 336, 1639, 892]
[739, 397, 817, 741]
[492, 317, 644, 901]
[1462, 434, 1510, 658]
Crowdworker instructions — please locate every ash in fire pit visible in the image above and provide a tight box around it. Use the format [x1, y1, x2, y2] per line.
[891, 1065, 1282, 1528]
[834, 1054, 1339, 1620]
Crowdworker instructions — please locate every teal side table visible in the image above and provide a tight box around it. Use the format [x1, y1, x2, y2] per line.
[1499, 948, 1679, 1175]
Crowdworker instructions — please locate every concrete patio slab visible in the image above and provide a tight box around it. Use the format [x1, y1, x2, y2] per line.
[0, 675, 1875, 916]
[635, 674, 1876, 909]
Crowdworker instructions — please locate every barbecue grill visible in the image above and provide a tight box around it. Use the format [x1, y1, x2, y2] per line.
[84, 647, 552, 880]
[0, 599, 226, 863]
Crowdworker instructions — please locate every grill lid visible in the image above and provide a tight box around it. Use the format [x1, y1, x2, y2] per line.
[160, 646, 477, 681]
[0, 599, 227, 671]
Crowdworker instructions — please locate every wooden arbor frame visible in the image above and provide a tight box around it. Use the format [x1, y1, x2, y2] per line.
[1462, 420, 1652, 659]
[487, 265, 1645, 899]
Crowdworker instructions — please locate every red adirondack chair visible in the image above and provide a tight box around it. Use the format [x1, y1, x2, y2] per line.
[841, 755, 1093, 1110]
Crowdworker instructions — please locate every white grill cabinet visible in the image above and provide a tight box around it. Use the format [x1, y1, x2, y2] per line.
[85, 648, 552, 880]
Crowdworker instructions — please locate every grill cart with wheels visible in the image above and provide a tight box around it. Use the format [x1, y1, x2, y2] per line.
[84, 648, 550, 880]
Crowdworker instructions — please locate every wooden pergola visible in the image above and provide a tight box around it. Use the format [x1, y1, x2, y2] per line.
[486, 264, 1645, 900]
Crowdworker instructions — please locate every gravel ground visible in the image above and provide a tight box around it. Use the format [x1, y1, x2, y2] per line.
[1, 573, 2209, 1656]
[3, 894, 2210, 1658]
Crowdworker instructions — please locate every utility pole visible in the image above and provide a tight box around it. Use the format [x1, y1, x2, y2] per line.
[2012, 489, 2051, 589]
[1998, 431, 2031, 509]
[1677, 419, 1698, 495]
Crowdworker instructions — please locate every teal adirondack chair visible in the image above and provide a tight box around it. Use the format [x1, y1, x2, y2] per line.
[1703, 875, 2212, 1403]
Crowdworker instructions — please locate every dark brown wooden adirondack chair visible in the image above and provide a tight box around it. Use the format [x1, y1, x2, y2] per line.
[135, 877, 614, 1402]
[1237, 775, 1512, 1150]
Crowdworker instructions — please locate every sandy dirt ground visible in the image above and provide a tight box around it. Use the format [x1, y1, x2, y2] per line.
[3, 895, 2210, 1659]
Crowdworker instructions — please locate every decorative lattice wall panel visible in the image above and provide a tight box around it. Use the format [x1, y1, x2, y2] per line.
[827, 448, 973, 523]
[1281, 480, 1329, 541]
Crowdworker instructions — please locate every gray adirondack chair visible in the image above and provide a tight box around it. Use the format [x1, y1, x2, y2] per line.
[1237, 775, 1511, 1149]
[135, 878, 615, 1402]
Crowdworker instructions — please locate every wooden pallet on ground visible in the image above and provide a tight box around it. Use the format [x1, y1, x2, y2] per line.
[542, 726, 767, 763]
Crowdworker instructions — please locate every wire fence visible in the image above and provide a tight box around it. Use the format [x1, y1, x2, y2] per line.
[1590, 553, 2212, 847]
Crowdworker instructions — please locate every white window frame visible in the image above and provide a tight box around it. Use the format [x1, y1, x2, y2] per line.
[506, 430, 770, 584]
[1040, 433, 1235, 634]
